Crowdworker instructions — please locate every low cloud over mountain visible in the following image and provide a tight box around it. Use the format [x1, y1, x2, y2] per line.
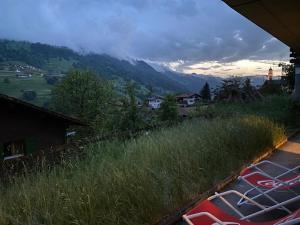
[0, 0, 289, 75]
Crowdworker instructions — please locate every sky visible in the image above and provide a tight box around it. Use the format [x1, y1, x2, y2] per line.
[0, 0, 290, 76]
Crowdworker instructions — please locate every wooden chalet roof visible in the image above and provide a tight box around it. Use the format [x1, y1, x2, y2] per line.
[222, 0, 300, 53]
[0, 93, 86, 126]
[176, 93, 200, 99]
[148, 95, 164, 100]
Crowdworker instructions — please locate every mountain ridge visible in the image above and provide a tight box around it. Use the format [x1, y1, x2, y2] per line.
[0, 39, 266, 96]
[0, 39, 203, 94]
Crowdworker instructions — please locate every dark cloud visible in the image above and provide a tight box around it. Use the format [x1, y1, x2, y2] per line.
[194, 67, 211, 71]
[211, 65, 222, 69]
[222, 68, 234, 71]
[193, 64, 222, 70]
[0, 0, 289, 64]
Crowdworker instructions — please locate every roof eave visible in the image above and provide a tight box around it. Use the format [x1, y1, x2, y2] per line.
[0, 93, 87, 126]
[222, 0, 300, 53]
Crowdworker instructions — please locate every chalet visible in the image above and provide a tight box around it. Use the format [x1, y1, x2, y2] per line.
[16, 73, 32, 79]
[16, 69, 33, 78]
[148, 96, 164, 109]
[0, 94, 85, 160]
[176, 93, 201, 107]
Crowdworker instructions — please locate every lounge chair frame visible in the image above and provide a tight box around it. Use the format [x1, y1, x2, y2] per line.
[183, 190, 300, 225]
[237, 161, 300, 209]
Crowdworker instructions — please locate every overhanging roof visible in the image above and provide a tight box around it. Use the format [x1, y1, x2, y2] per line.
[222, 0, 300, 53]
[0, 93, 86, 126]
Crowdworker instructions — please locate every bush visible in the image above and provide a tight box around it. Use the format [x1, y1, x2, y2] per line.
[45, 76, 58, 85]
[22, 90, 37, 101]
[0, 116, 285, 225]
[259, 81, 283, 95]
[3, 78, 10, 84]
[158, 94, 179, 123]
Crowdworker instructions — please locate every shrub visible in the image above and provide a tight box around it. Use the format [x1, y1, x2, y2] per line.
[158, 94, 179, 123]
[3, 78, 10, 84]
[22, 90, 37, 101]
[45, 76, 58, 85]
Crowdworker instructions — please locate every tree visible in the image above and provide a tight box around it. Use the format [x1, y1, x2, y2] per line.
[214, 77, 242, 102]
[200, 82, 211, 101]
[259, 81, 283, 96]
[214, 77, 260, 102]
[22, 90, 37, 101]
[279, 63, 295, 92]
[242, 78, 262, 101]
[158, 94, 178, 123]
[118, 81, 144, 132]
[52, 70, 113, 121]
[3, 78, 10, 84]
[242, 78, 254, 98]
[45, 76, 58, 85]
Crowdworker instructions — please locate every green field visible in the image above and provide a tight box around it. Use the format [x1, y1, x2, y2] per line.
[0, 71, 53, 106]
[0, 71, 15, 77]
[43, 58, 77, 72]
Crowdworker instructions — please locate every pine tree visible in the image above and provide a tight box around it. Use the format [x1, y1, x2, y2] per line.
[200, 82, 211, 101]
[279, 63, 295, 92]
[119, 81, 144, 132]
[158, 94, 178, 123]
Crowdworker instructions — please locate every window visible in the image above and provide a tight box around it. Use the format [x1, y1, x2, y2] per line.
[3, 140, 25, 160]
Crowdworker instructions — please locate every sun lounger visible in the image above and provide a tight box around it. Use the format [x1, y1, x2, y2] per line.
[183, 190, 300, 225]
[237, 161, 300, 210]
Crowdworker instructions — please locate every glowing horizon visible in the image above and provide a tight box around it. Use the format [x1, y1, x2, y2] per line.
[165, 59, 288, 77]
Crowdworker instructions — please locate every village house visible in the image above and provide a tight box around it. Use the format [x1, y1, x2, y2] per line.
[0, 94, 84, 160]
[176, 93, 201, 107]
[16, 69, 32, 78]
[16, 73, 32, 79]
[148, 96, 164, 109]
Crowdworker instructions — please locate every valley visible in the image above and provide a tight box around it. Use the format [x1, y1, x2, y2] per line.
[0, 40, 223, 107]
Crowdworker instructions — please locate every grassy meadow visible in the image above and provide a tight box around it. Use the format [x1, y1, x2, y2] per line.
[0, 115, 285, 225]
[196, 95, 300, 130]
[0, 72, 53, 106]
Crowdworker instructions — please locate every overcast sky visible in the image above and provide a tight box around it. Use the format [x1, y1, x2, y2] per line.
[0, 0, 289, 76]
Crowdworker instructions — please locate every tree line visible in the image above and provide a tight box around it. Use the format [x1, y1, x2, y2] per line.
[49, 62, 296, 137]
[51, 70, 184, 136]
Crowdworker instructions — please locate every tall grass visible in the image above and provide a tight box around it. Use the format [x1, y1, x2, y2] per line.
[0, 116, 285, 225]
[197, 95, 297, 126]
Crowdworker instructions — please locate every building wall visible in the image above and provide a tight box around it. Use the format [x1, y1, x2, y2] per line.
[295, 65, 300, 100]
[149, 99, 163, 109]
[183, 97, 196, 106]
[0, 99, 67, 156]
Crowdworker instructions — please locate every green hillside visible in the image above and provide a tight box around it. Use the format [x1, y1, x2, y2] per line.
[0, 40, 190, 101]
[0, 72, 52, 106]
